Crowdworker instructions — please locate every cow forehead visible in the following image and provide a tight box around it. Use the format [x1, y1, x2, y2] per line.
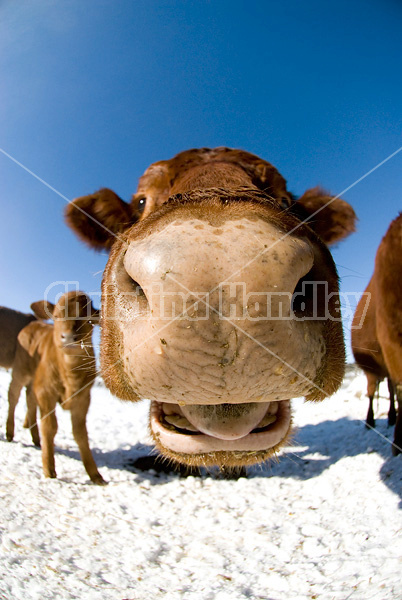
[137, 147, 289, 195]
[55, 293, 91, 315]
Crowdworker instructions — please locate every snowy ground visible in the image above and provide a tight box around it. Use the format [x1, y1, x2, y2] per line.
[0, 367, 400, 600]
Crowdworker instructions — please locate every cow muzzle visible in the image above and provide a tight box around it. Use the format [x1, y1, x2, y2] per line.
[104, 215, 329, 464]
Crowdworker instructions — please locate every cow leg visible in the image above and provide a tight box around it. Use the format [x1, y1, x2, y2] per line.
[69, 396, 106, 485]
[38, 395, 58, 478]
[24, 384, 40, 447]
[391, 384, 402, 456]
[6, 375, 24, 442]
[387, 378, 396, 427]
[365, 377, 378, 429]
[366, 396, 375, 429]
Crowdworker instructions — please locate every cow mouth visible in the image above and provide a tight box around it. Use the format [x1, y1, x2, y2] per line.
[150, 399, 292, 466]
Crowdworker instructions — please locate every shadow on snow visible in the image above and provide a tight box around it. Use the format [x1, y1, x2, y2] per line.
[18, 413, 399, 504]
[0, 403, 400, 504]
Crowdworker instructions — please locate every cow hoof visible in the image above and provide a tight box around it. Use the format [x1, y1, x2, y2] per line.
[91, 474, 108, 486]
[391, 443, 401, 456]
[365, 420, 375, 429]
[31, 433, 41, 447]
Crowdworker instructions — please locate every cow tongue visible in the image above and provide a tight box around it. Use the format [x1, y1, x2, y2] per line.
[180, 402, 270, 440]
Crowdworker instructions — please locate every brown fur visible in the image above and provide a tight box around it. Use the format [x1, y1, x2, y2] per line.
[0, 306, 42, 446]
[351, 278, 396, 428]
[296, 187, 357, 245]
[372, 213, 402, 454]
[11, 292, 105, 484]
[5, 335, 41, 447]
[0, 307, 38, 368]
[65, 188, 133, 251]
[135, 147, 290, 208]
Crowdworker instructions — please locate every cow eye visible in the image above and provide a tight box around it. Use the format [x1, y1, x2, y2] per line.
[280, 197, 289, 209]
[137, 196, 147, 214]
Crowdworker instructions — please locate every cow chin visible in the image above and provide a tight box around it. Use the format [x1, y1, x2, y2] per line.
[149, 399, 293, 467]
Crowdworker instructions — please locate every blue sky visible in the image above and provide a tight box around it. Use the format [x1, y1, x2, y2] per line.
[1, 0, 401, 359]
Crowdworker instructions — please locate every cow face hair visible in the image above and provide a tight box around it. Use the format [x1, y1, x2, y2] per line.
[65, 147, 356, 251]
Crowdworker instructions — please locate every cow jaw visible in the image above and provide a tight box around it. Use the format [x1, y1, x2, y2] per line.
[150, 399, 292, 466]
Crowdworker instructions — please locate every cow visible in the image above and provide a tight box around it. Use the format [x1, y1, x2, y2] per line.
[0, 306, 38, 369]
[0, 306, 41, 445]
[65, 147, 357, 469]
[10, 291, 106, 484]
[351, 277, 396, 429]
[371, 213, 402, 455]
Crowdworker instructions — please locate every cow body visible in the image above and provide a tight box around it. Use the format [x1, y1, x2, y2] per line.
[372, 214, 402, 454]
[66, 147, 356, 468]
[0, 306, 40, 445]
[352, 278, 396, 428]
[0, 307, 37, 368]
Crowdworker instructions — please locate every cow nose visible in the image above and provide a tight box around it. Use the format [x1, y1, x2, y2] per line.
[61, 332, 75, 344]
[119, 218, 314, 320]
[105, 216, 326, 407]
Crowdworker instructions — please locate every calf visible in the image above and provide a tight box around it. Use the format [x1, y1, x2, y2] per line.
[65, 147, 357, 468]
[0, 306, 41, 445]
[14, 291, 105, 484]
[352, 278, 396, 428]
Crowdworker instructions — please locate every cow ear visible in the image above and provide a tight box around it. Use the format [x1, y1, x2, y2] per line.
[30, 300, 55, 321]
[65, 188, 133, 251]
[18, 322, 49, 357]
[297, 187, 357, 246]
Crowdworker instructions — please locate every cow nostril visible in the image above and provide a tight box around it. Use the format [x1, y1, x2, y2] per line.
[124, 273, 146, 299]
[115, 258, 146, 296]
[292, 269, 313, 318]
[292, 266, 327, 319]
[61, 333, 73, 344]
[114, 257, 149, 317]
[130, 278, 146, 298]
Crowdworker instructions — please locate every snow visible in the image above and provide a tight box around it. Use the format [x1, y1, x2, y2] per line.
[0, 367, 400, 600]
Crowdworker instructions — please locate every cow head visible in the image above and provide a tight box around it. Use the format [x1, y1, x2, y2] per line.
[30, 291, 100, 356]
[65, 148, 356, 467]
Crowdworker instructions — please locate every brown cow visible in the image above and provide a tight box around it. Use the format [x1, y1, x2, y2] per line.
[13, 291, 106, 484]
[351, 278, 396, 429]
[0, 307, 38, 368]
[0, 306, 41, 445]
[65, 147, 356, 468]
[372, 213, 402, 455]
